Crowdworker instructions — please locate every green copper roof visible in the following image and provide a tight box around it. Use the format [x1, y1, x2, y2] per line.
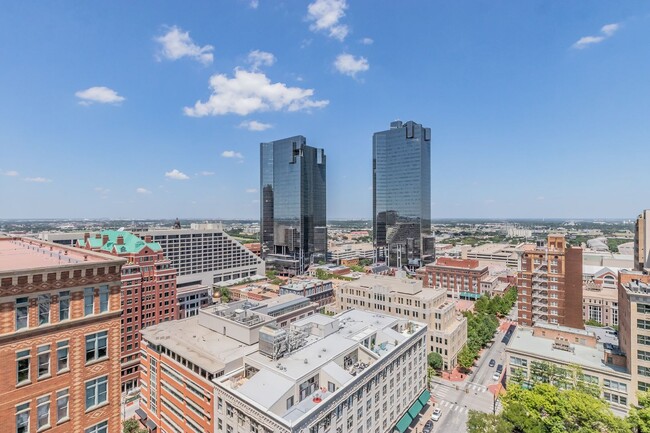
[79, 230, 162, 254]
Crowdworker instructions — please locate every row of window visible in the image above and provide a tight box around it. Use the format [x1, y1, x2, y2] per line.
[16, 331, 107, 386]
[15, 379, 108, 433]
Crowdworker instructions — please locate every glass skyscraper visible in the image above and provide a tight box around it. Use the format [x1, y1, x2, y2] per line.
[260, 136, 327, 275]
[373, 120, 434, 268]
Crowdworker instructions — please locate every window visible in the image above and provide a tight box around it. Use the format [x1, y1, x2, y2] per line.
[603, 379, 627, 392]
[38, 345, 50, 378]
[286, 396, 294, 409]
[16, 402, 30, 433]
[56, 389, 69, 423]
[639, 319, 650, 330]
[38, 295, 51, 325]
[85, 376, 108, 410]
[37, 395, 50, 430]
[86, 331, 108, 362]
[57, 341, 69, 372]
[639, 304, 650, 314]
[639, 382, 650, 392]
[16, 297, 29, 330]
[85, 421, 108, 433]
[638, 335, 650, 346]
[84, 288, 94, 316]
[16, 350, 30, 384]
[59, 291, 70, 321]
[99, 286, 109, 313]
[639, 366, 650, 377]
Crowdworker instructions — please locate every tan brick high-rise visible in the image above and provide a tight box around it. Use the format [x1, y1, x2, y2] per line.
[517, 234, 583, 329]
[0, 236, 124, 433]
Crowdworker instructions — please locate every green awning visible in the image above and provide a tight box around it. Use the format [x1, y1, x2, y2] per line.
[408, 399, 424, 418]
[418, 389, 431, 405]
[395, 413, 413, 433]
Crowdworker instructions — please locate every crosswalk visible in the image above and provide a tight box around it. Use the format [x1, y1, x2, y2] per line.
[437, 400, 469, 414]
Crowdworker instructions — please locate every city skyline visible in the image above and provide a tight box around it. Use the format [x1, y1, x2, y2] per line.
[1, 2, 649, 220]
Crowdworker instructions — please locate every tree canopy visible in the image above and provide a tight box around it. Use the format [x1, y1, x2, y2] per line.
[427, 351, 443, 371]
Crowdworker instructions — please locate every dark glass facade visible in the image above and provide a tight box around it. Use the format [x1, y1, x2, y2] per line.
[260, 136, 327, 275]
[373, 121, 433, 268]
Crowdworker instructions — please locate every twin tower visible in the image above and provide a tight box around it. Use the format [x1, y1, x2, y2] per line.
[260, 120, 433, 275]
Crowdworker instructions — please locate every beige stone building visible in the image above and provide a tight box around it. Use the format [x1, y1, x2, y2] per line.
[334, 274, 467, 370]
[618, 270, 650, 397]
[583, 285, 619, 327]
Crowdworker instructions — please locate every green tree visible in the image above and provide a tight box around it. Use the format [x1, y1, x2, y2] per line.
[457, 345, 476, 372]
[629, 392, 650, 433]
[501, 383, 629, 433]
[427, 352, 443, 371]
[467, 410, 513, 433]
[219, 287, 231, 303]
[123, 419, 147, 433]
[315, 268, 332, 280]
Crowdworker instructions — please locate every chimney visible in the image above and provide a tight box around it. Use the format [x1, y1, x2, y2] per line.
[117, 235, 124, 245]
[84, 232, 90, 241]
[145, 235, 152, 243]
[102, 235, 109, 245]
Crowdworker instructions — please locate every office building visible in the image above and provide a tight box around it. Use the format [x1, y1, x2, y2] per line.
[460, 243, 532, 269]
[335, 274, 467, 370]
[517, 235, 583, 328]
[40, 222, 265, 287]
[214, 310, 429, 433]
[635, 210, 650, 271]
[418, 257, 489, 300]
[505, 324, 631, 413]
[138, 295, 320, 433]
[618, 270, 650, 398]
[373, 120, 433, 268]
[78, 230, 177, 392]
[176, 284, 212, 318]
[583, 285, 619, 327]
[327, 242, 375, 265]
[279, 278, 334, 308]
[0, 237, 124, 433]
[260, 136, 327, 275]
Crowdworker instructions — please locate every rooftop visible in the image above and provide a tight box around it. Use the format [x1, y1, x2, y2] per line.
[0, 237, 115, 273]
[140, 316, 259, 374]
[78, 230, 162, 254]
[217, 309, 426, 425]
[507, 326, 628, 376]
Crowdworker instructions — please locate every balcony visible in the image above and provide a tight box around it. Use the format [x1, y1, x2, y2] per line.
[533, 306, 548, 314]
[532, 276, 548, 284]
[533, 313, 548, 322]
[532, 300, 548, 307]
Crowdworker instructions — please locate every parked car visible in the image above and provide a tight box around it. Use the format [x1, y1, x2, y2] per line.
[488, 359, 495, 367]
[496, 364, 503, 373]
[432, 408, 442, 421]
[423, 420, 434, 433]
[493, 372, 501, 381]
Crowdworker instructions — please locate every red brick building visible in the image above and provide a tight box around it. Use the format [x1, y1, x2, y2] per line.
[0, 236, 124, 433]
[78, 230, 177, 392]
[517, 234, 583, 329]
[418, 257, 489, 300]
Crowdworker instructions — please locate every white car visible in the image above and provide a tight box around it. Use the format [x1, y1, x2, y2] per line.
[493, 372, 501, 381]
[431, 408, 442, 421]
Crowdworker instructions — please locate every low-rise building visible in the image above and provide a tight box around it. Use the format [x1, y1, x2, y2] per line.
[327, 242, 374, 265]
[505, 324, 631, 413]
[176, 284, 212, 319]
[583, 285, 619, 327]
[0, 237, 125, 433]
[214, 310, 429, 433]
[335, 274, 467, 370]
[280, 279, 334, 308]
[418, 257, 488, 300]
[461, 243, 532, 269]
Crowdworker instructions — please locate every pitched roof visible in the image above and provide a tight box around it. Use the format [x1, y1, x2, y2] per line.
[78, 230, 162, 254]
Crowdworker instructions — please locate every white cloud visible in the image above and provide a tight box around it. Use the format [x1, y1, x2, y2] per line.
[2, 170, 19, 176]
[184, 69, 328, 117]
[360, 37, 373, 45]
[572, 23, 620, 49]
[155, 26, 214, 64]
[250, 0, 259, 8]
[307, 0, 349, 41]
[75, 86, 125, 105]
[165, 169, 190, 180]
[199, 171, 215, 176]
[247, 50, 276, 70]
[334, 53, 369, 77]
[25, 177, 52, 183]
[246, 188, 258, 193]
[239, 120, 273, 131]
[222, 150, 244, 159]
[136, 187, 151, 194]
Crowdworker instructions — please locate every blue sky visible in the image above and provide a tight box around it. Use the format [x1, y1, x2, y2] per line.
[1, 1, 649, 220]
